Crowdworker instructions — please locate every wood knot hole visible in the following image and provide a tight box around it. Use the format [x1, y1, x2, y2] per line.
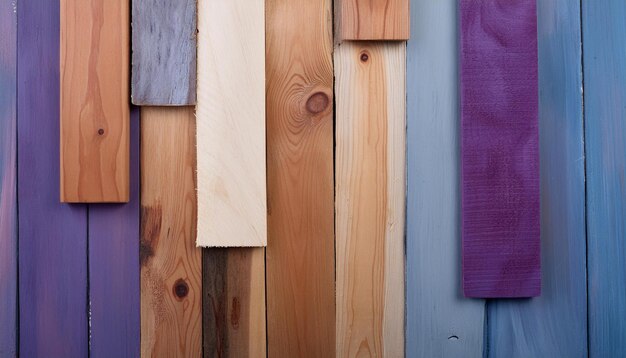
[306, 92, 330, 114]
[97, 128, 105, 136]
[448, 335, 459, 341]
[173, 279, 189, 299]
[360, 52, 369, 62]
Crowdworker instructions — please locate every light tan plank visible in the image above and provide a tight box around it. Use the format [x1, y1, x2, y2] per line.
[336, 0, 409, 41]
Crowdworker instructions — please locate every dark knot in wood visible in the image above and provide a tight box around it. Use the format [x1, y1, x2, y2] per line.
[173, 279, 189, 299]
[306, 92, 330, 114]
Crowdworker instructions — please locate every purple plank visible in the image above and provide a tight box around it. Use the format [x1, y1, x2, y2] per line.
[460, 0, 540, 298]
[0, 0, 17, 355]
[18, 0, 89, 355]
[89, 106, 140, 358]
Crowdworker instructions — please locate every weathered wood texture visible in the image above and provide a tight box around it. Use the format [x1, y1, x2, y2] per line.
[140, 107, 202, 357]
[582, 0, 626, 356]
[196, 0, 266, 247]
[265, 0, 336, 355]
[131, 0, 196, 105]
[18, 0, 89, 354]
[336, 0, 409, 40]
[89, 107, 140, 358]
[405, 0, 485, 355]
[335, 41, 405, 357]
[487, 0, 587, 356]
[0, 0, 17, 355]
[60, 0, 130, 203]
[203, 248, 266, 357]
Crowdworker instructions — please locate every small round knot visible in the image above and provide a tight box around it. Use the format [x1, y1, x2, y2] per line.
[305, 92, 330, 114]
[360, 52, 369, 62]
[97, 128, 105, 136]
[173, 279, 189, 299]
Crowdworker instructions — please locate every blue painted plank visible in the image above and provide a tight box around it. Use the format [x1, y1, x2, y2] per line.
[582, 1, 626, 356]
[406, 0, 485, 356]
[487, 0, 587, 356]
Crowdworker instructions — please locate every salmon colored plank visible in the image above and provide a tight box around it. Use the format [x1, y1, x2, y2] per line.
[336, 0, 409, 40]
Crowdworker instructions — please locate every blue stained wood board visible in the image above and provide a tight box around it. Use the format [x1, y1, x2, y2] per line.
[487, 0, 587, 356]
[406, 0, 485, 356]
[582, 0, 626, 356]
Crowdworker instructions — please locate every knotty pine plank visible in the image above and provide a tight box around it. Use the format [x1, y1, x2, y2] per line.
[196, 0, 266, 247]
[140, 107, 202, 357]
[203, 248, 266, 357]
[60, 0, 130, 203]
[334, 41, 406, 357]
[131, 0, 196, 105]
[265, 0, 336, 355]
[336, 0, 409, 41]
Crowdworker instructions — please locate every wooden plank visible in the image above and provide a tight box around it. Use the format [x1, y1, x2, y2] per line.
[336, 0, 409, 41]
[460, 0, 541, 298]
[582, 0, 626, 355]
[405, 0, 485, 355]
[131, 0, 196, 105]
[18, 0, 89, 354]
[0, 0, 17, 355]
[334, 41, 405, 357]
[487, 0, 587, 356]
[196, 0, 266, 247]
[265, 0, 336, 355]
[203, 248, 266, 357]
[60, 0, 130, 203]
[89, 106, 140, 358]
[140, 107, 202, 357]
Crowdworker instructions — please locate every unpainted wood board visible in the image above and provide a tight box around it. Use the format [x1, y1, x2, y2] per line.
[60, 0, 130, 203]
[487, 0, 587, 356]
[0, 0, 17, 355]
[405, 0, 485, 355]
[336, 0, 409, 41]
[582, 0, 626, 355]
[203, 248, 266, 358]
[18, 0, 89, 354]
[131, 0, 197, 105]
[141, 107, 202, 357]
[334, 41, 405, 357]
[196, 0, 266, 247]
[265, 0, 336, 355]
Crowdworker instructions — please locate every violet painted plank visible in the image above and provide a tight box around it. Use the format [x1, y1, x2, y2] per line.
[18, 0, 89, 355]
[460, 0, 540, 298]
[0, 0, 17, 355]
[88, 106, 140, 358]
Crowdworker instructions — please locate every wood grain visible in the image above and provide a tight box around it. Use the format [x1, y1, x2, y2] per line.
[336, 0, 409, 41]
[196, 0, 266, 247]
[487, 0, 587, 356]
[405, 0, 485, 355]
[203, 248, 266, 357]
[140, 107, 202, 357]
[334, 41, 405, 357]
[131, 0, 196, 105]
[265, 0, 336, 355]
[60, 0, 130, 203]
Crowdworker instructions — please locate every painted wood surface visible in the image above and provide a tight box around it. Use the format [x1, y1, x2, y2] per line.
[0, 0, 17, 355]
[487, 0, 587, 356]
[336, 0, 409, 40]
[131, 0, 196, 105]
[196, 0, 266, 247]
[60, 0, 130, 203]
[265, 0, 336, 355]
[334, 41, 405, 357]
[89, 106, 140, 358]
[582, 1, 626, 356]
[140, 107, 202, 357]
[18, 0, 88, 354]
[203, 248, 266, 357]
[405, 0, 485, 355]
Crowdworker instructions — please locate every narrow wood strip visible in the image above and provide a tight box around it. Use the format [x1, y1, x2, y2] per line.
[196, 0, 266, 247]
[18, 0, 88, 354]
[140, 107, 202, 357]
[460, 0, 540, 298]
[0, 0, 17, 355]
[131, 0, 197, 105]
[203, 248, 266, 357]
[334, 41, 405, 357]
[60, 0, 130, 203]
[265, 0, 336, 355]
[488, 0, 587, 356]
[336, 0, 409, 41]
[89, 106, 140, 357]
